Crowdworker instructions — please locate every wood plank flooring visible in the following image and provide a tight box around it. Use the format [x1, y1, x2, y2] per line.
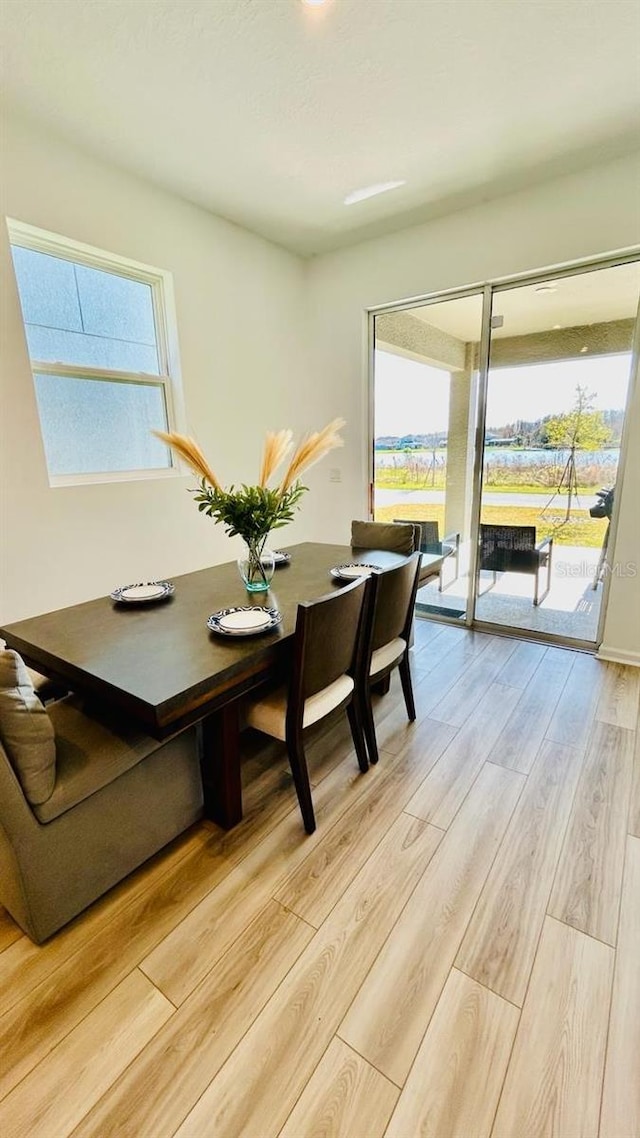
[0, 624, 638, 1138]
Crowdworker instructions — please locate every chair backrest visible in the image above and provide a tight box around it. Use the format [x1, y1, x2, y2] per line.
[351, 520, 418, 556]
[480, 524, 536, 570]
[364, 553, 422, 657]
[393, 518, 439, 551]
[289, 577, 367, 712]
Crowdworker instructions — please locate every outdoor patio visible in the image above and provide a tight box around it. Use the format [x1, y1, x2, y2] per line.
[416, 543, 604, 641]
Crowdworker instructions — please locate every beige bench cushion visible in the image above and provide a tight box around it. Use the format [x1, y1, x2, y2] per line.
[351, 520, 417, 556]
[0, 650, 56, 805]
[34, 696, 163, 823]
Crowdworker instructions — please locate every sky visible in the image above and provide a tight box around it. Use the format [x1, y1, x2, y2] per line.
[374, 350, 632, 437]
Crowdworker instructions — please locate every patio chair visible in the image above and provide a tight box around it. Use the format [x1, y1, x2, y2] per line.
[393, 518, 460, 590]
[246, 577, 369, 834]
[478, 524, 553, 606]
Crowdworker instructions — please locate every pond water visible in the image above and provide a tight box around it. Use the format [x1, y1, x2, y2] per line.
[375, 447, 620, 468]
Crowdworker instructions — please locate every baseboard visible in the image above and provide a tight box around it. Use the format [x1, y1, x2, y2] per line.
[597, 644, 640, 667]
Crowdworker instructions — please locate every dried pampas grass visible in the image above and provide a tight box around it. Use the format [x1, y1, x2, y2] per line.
[153, 430, 222, 490]
[155, 418, 345, 497]
[258, 429, 293, 488]
[280, 418, 345, 492]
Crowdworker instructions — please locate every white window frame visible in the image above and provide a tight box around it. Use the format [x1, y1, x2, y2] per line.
[7, 217, 186, 487]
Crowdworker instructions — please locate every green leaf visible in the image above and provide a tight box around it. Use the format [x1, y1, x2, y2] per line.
[188, 477, 308, 542]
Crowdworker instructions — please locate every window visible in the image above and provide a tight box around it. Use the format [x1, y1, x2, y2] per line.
[7, 220, 182, 485]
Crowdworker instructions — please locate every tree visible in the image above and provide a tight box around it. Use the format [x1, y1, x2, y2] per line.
[542, 386, 612, 523]
[542, 385, 612, 451]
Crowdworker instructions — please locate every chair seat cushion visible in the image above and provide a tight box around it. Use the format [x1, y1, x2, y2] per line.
[0, 650, 56, 805]
[34, 696, 165, 823]
[247, 674, 354, 742]
[370, 637, 406, 677]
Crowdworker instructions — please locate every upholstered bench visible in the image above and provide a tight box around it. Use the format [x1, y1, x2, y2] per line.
[0, 650, 203, 943]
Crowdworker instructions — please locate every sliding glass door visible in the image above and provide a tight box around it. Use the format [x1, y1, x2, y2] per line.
[371, 254, 640, 648]
[475, 261, 640, 645]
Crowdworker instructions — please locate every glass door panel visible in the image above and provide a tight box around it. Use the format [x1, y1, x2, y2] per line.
[475, 261, 640, 644]
[372, 293, 484, 623]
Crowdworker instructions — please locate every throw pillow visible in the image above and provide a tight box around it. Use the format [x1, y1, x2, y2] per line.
[0, 650, 56, 804]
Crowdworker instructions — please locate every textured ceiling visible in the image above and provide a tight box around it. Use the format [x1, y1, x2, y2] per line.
[2, 0, 639, 255]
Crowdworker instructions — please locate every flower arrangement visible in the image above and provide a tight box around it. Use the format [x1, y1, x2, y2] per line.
[155, 419, 345, 589]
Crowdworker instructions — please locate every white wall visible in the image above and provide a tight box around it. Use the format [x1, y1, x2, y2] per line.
[305, 154, 640, 660]
[0, 113, 318, 622]
[600, 341, 640, 665]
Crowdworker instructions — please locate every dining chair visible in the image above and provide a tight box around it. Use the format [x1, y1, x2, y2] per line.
[351, 519, 419, 557]
[355, 553, 422, 766]
[245, 577, 369, 834]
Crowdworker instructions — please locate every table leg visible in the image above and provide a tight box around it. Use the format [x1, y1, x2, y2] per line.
[200, 702, 243, 829]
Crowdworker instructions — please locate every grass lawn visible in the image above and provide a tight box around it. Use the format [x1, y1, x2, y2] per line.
[375, 473, 600, 496]
[376, 472, 447, 490]
[481, 484, 599, 496]
[375, 502, 608, 548]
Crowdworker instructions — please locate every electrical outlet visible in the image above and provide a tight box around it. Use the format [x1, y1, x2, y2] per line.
[329, 468, 342, 483]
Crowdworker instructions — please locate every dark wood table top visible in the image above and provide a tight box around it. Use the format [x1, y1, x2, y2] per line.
[1, 542, 438, 736]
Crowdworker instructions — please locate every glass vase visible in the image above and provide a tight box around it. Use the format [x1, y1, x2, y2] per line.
[237, 539, 275, 593]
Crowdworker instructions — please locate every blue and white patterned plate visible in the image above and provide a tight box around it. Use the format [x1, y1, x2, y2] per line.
[207, 605, 282, 637]
[330, 562, 380, 581]
[110, 581, 174, 604]
[273, 550, 291, 567]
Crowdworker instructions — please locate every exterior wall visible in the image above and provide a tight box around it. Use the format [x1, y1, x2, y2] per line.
[489, 318, 635, 368]
[445, 346, 477, 540]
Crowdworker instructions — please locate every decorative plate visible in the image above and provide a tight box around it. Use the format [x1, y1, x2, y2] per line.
[207, 605, 282, 637]
[330, 562, 380, 581]
[111, 581, 174, 604]
[273, 550, 291, 566]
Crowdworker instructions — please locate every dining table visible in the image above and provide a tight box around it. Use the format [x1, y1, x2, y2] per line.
[0, 541, 445, 829]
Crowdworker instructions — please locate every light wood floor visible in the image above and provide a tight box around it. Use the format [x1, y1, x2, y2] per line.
[1, 623, 639, 1138]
